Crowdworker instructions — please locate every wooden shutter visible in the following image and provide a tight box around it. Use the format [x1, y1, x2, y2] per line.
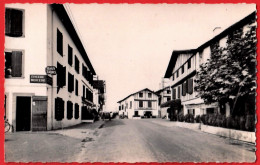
[75, 103, 79, 119]
[172, 88, 176, 99]
[75, 79, 78, 96]
[11, 9, 23, 37]
[11, 51, 22, 77]
[188, 78, 193, 94]
[57, 29, 63, 56]
[182, 82, 186, 96]
[178, 86, 180, 98]
[68, 45, 73, 66]
[67, 101, 73, 120]
[55, 97, 64, 121]
[5, 9, 12, 35]
[68, 72, 74, 92]
[83, 85, 85, 98]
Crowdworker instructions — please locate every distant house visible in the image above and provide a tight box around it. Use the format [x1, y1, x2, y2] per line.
[163, 11, 256, 117]
[117, 88, 159, 119]
[4, 4, 100, 131]
[155, 87, 171, 118]
[93, 79, 106, 112]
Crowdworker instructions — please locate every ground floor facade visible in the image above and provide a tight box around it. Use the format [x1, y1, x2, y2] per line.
[4, 85, 97, 132]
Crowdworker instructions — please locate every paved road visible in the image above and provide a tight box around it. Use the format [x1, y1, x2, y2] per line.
[73, 119, 255, 162]
[5, 119, 255, 162]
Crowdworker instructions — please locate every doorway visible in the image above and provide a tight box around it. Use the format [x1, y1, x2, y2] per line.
[16, 96, 31, 131]
[144, 111, 152, 118]
[32, 96, 47, 131]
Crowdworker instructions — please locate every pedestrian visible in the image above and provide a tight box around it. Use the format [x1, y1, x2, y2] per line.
[109, 112, 113, 121]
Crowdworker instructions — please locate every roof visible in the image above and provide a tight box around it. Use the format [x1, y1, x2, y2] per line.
[164, 11, 256, 78]
[117, 88, 159, 103]
[51, 4, 96, 75]
[155, 86, 171, 94]
[164, 49, 196, 78]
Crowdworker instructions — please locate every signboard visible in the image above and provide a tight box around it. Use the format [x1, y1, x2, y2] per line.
[30, 75, 53, 86]
[45, 66, 57, 75]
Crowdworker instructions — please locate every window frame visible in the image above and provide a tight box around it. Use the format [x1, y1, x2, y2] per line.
[4, 50, 24, 78]
[5, 8, 25, 37]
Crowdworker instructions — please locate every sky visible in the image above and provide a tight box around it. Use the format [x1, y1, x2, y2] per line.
[67, 4, 255, 111]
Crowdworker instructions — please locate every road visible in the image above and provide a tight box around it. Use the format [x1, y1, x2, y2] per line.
[5, 119, 255, 162]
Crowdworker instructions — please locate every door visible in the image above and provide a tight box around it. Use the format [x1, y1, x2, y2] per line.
[16, 96, 31, 131]
[32, 96, 47, 131]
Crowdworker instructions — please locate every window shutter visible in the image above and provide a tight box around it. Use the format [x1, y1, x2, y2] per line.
[5, 9, 12, 35]
[67, 101, 73, 120]
[75, 79, 78, 96]
[75, 103, 79, 119]
[188, 78, 193, 94]
[182, 82, 186, 96]
[11, 9, 23, 37]
[62, 66, 66, 87]
[57, 29, 63, 56]
[83, 85, 85, 98]
[172, 88, 176, 99]
[55, 97, 64, 121]
[178, 86, 180, 98]
[68, 45, 73, 66]
[11, 51, 22, 77]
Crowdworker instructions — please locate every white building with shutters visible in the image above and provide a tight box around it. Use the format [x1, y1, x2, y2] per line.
[163, 11, 256, 117]
[4, 4, 99, 132]
[118, 88, 159, 119]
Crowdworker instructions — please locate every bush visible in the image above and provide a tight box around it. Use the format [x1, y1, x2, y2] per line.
[239, 116, 246, 131]
[245, 115, 255, 132]
[170, 114, 178, 121]
[178, 113, 185, 122]
[195, 115, 201, 123]
[184, 114, 194, 123]
[201, 114, 207, 124]
[226, 116, 233, 129]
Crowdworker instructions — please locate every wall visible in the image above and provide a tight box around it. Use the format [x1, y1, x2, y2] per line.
[5, 4, 48, 129]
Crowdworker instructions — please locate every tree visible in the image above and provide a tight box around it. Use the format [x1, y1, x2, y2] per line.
[195, 22, 256, 116]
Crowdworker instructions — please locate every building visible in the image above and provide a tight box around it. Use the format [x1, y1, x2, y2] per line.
[117, 88, 159, 119]
[163, 11, 256, 118]
[4, 4, 101, 131]
[155, 87, 171, 118]
[93, 79, 106, 112]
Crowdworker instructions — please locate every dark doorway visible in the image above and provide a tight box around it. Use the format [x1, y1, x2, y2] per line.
[144, 111, 152, 118]
[16, 96, 31, 131]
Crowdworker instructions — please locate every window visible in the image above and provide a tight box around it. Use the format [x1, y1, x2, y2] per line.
[5, 51, 23, 78]
[130, 101, 132, 109]
[68, 72, 74, 93]
[188, 59, 191, 69]
[148, 93, 152, 98]
[172, 74, 175, 81]
[68, 45, 73, 66]
[176, 70, 179, 78]
[74, 103, 79, 119]
[5, 8, 23, 37]
[181, 65, 184, 74]
[167, 97, 171, 101]
[177, 86, 180, 99]
[57, 29, 63, 56]
[172, 88, 176, 99]
[75, 79, 78, 96]
[188, 109, 195, 115]
[139, 93, 143, 98]
[57, 62, 66, 88]
[139, 101, 143, 107]
[75, 56, 79, 73]
[119, 106, 121, 111]
[148, 101, 152, 108]
[167, 90, 171, 94]
[187, 78, 193, 94]
[134, 111, 139, 116]
[83, 85, 85, 98]
[55, 97, 64, 121]
[122, 105, 124, 110]
[67, 101, 73, 120]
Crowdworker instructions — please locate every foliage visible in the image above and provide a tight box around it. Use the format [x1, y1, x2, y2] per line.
[195, 23, 256, 116]
[195, 115, 201, 123]
[184, 114, 194, 123]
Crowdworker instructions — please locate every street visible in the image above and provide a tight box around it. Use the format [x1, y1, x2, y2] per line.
[5, 118, 255, 162]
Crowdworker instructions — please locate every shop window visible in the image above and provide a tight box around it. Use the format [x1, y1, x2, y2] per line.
[5, 51, 23, 78]
[139, 92, 143, 98]
[75, 103, 79, 119]
[75, 56, 79, 73]
[57, 28, 63, 56]
[75, 79, 78, 96]
[56, 62, 66, 87]
[67, 101, 73, 120]
[68, 45, 73, 66]
[55, 97, 64, 121]
[5, 8, 23, 37]
[148, 93, 152, 98]
[148, 101, 152, 108]
[68, 72, 74, 93]
[139, 101, 143, 107]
